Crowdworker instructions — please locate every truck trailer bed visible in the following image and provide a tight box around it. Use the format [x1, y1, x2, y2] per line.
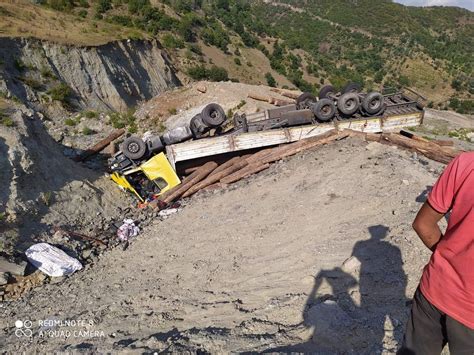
[165, 109, 424, 169]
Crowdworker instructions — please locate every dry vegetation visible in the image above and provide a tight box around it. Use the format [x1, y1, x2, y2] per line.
[0, 1, 149, 46]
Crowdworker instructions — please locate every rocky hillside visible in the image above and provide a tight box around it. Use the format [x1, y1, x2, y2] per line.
[0, 0, 472, 113]
[0, 37, 180, 113]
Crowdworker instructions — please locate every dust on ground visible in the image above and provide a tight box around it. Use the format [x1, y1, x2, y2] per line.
[0, 136, 451, 353]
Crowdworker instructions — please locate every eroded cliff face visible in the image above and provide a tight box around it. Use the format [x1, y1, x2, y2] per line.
[0, 38, 181, 112]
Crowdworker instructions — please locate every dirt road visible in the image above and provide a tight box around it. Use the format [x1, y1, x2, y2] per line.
[0, 137, 445, 353]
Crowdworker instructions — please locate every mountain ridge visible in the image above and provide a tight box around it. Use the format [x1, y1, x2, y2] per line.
[0, 0, 472, 113]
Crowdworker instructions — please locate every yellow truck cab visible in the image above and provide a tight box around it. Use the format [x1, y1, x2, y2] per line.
[110, 152, 180, 203]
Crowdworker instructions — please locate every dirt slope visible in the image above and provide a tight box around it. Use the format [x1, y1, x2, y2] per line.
[0, 137, 447, 353]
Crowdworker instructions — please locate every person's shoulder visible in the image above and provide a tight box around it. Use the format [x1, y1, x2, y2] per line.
[456, 152, 474, 166]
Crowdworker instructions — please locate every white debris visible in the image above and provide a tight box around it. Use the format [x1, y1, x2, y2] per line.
[25, 243, 83, 277]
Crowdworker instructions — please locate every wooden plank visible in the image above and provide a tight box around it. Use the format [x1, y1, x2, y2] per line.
[337, 118, 381, 133]
[382, 112, 423, 131]
[167, 111, 424, 165]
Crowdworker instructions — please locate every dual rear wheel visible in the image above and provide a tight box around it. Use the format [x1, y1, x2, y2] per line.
[296, 83, 385, 122]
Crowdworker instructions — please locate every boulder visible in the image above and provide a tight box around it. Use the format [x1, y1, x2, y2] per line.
[0, 257, 27, 276]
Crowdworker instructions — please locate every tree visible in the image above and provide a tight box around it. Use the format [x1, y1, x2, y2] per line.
[265, 72, 277, 87]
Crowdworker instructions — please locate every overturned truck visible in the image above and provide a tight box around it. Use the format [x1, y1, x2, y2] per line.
[109, 85, 426, 202]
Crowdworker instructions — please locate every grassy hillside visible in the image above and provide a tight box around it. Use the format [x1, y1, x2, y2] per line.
[0, 0, 472, 113]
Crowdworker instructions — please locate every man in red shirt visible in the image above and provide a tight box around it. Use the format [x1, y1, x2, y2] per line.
[399, 152, 474, 354]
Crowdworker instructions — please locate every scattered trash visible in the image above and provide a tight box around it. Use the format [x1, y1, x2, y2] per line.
[117, 219, 140, 241]
[25, 243, 83, 277]
[158, 208, 181, 219]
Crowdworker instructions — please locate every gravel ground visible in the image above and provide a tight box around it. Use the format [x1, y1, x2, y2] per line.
[0, 137, 452, 353]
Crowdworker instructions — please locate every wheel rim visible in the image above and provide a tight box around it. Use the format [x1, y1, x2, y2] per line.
[128, 142, 140, 153]
[346, 98, 356, 110]
[370, 98, 381, 109]
[210, 110, 221, 120]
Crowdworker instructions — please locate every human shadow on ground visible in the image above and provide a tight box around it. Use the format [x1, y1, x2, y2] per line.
[265, 225, 408, 354]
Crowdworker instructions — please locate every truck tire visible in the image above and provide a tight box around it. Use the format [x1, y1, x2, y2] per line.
[362, 92, 385, 115]
[296, 92, 317, 110]
[146, 136, 164, 153]
[337, 92, 360, 116]
[342, 82, 361, 94]
[190, 114, 208, 138]
[201, 103, 226, 127]
[122, 136, 147, 160]
[312, 98, 336, 122]
[318, 85, 336, 99]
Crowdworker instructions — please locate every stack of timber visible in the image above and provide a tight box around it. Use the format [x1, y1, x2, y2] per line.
[153, 128, 463, 208]
[154, 129, 349, 207]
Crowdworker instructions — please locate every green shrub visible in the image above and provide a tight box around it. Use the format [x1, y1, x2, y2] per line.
[109, 109, 136, 129]
[82, 126, 95, 135]
[40, 66, 55, 79]
[78, 9, 87, 18]
[48, 0, 75, 11]
[162, 34, 184, 49]
[168, 107, 177, 115]
[207, 66, 228, 81]
[48, 83, 73, 103]
[96, 0, 111, 14]
[234, 57, 241, 66]
[84, 110, 98, 119]
[64, 118, 77, 126]
[0, 116, 15, 127]
[128, 121, 138, 133]
[14, 58, 26, 72]
[187, 65, 228, 82]
[265, 72, 277, 87]
[19, 76, 42, 90]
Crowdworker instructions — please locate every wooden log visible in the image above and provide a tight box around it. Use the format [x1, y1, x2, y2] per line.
[220, 163, 271, 184]
[260, 130, 348, 165]
[183, 166, 200, 175]
[399, 130, 455, 147]
[381, 133, 460, 164]
[281, 91, 301, 100]
[105, 141, 117, 156]
[74, 128, 125, 162]
[347, 130, 382, 142]
[208, 155, 249, 178]
[248, 93, 270, 102]
[245, 129, 339, 167]
[162, 161, 218, 204]
[157, 161, 215, 204]
[273, 99, 295, 106]
[432, 139, 454, 147]
[182, 159, 248, 197]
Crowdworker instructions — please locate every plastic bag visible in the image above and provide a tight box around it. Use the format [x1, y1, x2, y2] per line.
[117, 219, 140, 241]
[25, 243, 83, 277]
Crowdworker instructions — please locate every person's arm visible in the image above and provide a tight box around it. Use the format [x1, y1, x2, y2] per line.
[412, 202, 445, 251]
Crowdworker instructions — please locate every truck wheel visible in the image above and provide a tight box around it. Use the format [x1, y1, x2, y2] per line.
[342, 82, 361, 94]
[190, 114, 208, 138]
[201, 103, 226, 127]
[296, 92, 317, 110]
[337, 92, 360, 116]
[362, 92, 385, 115]
[122, 136, 147, 160]
[318, 85, 336, 99]
[312, 98, 336, 122]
